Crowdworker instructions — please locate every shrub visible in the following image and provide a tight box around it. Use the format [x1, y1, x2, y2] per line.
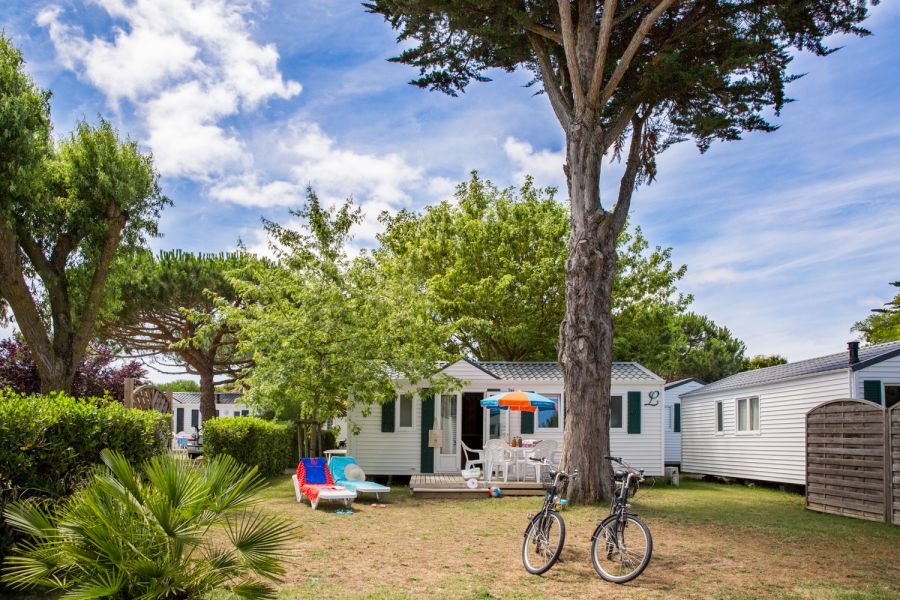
[0, 390, 170, 560]
[203, 417, 297, 477]
[2, 449, 295, 597]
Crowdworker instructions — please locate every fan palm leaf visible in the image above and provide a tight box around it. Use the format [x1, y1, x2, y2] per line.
[2, 449, 296, 598]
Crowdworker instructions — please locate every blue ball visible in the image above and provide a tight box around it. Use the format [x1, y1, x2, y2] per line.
[489, 487, 502, 498]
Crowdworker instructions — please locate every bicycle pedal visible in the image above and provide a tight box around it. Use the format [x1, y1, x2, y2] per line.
[526, 513, 535, 520]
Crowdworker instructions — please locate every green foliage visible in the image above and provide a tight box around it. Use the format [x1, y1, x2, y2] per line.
[377, 172, 689, 362]
[743, 354, 788, 371]
[0, 35, 49, 217]
[155, 379, 201, 392]
[203, 417, 297, 478]
[2, 449, 295, 599]
[0, 34, 168, 393]
[665, 313, 748, 382]
[0, 391, 170, 560]
[103, 250, 254, 417]
[220, 187, 454, 427]
[366, 1, 873, 156]
[853, 282, 900, 344]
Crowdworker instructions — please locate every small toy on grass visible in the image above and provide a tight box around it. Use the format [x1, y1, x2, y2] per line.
[488, 486, 502, 498]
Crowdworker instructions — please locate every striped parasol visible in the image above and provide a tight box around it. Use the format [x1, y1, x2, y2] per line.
[480, 391, 557, 413]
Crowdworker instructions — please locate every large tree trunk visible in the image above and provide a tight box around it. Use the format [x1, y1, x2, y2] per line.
[199, 370, 216, 423]
[558, 127, 617, 502]
[38, 356, 78, 395]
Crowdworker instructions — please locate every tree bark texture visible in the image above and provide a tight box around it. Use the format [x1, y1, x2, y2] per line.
[199, 370, 216, 423]
[558, 128, 616, 501]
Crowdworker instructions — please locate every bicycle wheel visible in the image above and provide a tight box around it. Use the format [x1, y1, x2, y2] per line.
[522, 511, 566, 575]
[591, 514, 652, 583]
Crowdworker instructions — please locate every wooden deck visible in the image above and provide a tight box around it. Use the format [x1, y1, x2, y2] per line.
[410, 474, 545, 498]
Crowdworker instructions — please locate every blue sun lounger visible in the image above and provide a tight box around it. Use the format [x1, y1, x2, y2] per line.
[328, 456, 391, 501]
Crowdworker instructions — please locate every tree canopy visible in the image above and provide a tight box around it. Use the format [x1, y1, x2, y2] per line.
[376, 172, 755, 382]
[853, 281, 900, 344]
[0, 35, 168, 394]
[220, 188, 454, 449]
[0, 335, 146, 400]
[101, 250, 253, 420]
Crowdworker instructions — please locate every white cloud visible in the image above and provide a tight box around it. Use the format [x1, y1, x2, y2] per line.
[503, 137, 565, 189]
[38, 0, 301, 180]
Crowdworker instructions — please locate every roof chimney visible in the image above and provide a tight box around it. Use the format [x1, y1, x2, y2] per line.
[848, 341, 860, 365]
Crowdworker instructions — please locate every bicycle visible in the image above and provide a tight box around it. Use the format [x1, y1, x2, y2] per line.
[591, 456, 653, 583]
[521, 457, 577, 575]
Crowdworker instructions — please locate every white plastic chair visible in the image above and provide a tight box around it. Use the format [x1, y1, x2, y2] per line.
[525, 440, 558, 482]
[460, 440, 486, 473]
[484, 439, 514, 482]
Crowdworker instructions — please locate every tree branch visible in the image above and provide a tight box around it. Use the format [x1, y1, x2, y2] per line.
[73, 207, 126, 364]
[556, 0, 585, 110]
[600, 0, 677, 106]
[524, 22, 563, 45]
[586, 0, 618, 108]
[0, 222, 54, 375]
[527, 33, 573, 129]
[610, 117, 645, 238]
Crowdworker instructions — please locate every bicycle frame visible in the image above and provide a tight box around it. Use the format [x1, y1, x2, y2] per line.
[593, 458, 644, 541]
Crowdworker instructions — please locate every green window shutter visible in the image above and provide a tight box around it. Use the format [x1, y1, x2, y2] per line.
[627, 392, 641, 434]
[674, 403, 681, 433]
[381, 400, 396, 432]
[863, 380, 882, 405]
[191, 409, 199, 429]
[176, 408, 184, 432]
[521, 411, 535, 434]
[420, 391, 435, 474]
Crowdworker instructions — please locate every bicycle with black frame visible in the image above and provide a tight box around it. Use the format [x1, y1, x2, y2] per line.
[521, 457, 577, 575]
[591, 455, 653, 583]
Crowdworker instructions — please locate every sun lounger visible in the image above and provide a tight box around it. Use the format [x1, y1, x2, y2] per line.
[293, 457, 356, 510]
[328, 456, 391, 501]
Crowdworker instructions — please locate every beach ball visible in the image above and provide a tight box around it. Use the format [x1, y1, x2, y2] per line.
[489, 487, 502, 498]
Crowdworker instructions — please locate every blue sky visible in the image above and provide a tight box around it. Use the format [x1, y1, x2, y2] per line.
[2, 0, 899, 366]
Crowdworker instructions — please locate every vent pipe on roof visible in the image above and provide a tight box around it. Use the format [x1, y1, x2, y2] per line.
[848, 341, 860, 365]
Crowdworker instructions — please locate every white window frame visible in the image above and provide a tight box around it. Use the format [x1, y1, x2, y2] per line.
[397, 393, 414, 430]
[665, 405, 673, 432]
[535, 392, 563, 432]
[735, 396, 760, 434]
[715, 400, 724, 434]
[610, 394, 625, 431]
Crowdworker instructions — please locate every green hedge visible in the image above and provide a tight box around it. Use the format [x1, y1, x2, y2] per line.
[202, 417, 297, 477]
[0, 390, 171, 561]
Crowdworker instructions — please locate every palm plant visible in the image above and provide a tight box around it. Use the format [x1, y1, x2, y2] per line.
[1, 449, 295, 599]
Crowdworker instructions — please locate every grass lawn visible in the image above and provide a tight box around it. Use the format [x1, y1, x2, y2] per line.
[261, 476, 900, 600]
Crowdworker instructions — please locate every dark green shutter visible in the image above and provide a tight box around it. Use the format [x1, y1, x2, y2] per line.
[627, 392, 641, 434]
[420, 391, 434, 474]
[381, 400, 396, 432]
[191, 409, 199, 429]
[674, 404, 681, 433]
[863, 380, 883, 405]
[176, 408, 184, 432]
[521, 411, 535, 434]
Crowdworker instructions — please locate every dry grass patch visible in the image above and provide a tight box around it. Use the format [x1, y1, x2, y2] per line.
[257, 477, 900, 600]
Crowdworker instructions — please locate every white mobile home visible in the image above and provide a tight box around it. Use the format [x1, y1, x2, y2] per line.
[346, 359, 666, 477]
[680, 341, 900, 485]
[663, 378, 706, 465]
[172, 392, 250, 434]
